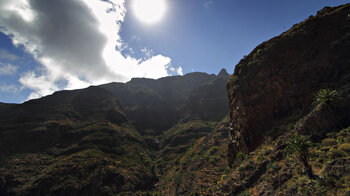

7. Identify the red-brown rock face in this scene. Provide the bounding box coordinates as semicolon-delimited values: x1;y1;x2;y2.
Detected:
226;4;350;162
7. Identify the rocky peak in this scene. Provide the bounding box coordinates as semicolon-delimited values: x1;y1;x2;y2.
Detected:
218;68;229;77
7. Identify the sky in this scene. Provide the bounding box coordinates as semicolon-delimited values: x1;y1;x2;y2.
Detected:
0;0;349;103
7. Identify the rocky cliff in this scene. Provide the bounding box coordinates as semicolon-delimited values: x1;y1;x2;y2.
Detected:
227;3;350;153
224;3;350;195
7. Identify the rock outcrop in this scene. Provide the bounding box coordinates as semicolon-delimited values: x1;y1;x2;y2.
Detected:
226;4;350;163
224;3;350;195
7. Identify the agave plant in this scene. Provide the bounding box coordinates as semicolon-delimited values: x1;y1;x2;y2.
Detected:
312;88;342;107
286;134;317;179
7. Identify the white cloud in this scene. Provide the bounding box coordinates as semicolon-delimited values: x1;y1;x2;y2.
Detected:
176;67;183;75
0;49;18;61
0;0;182;100
0;84;21;94
0;63;18;75
19;71;59;98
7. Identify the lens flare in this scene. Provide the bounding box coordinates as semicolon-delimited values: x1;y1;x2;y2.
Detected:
132;0;166;24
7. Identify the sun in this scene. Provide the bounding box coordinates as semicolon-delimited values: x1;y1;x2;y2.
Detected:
132;0;166;25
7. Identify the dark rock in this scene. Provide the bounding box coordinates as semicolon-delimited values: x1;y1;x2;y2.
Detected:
295;103;340;137
226;3;350;154
218;68;229;77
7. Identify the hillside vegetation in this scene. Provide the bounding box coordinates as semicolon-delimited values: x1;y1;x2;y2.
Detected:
0;70;230;195
1;3;350;196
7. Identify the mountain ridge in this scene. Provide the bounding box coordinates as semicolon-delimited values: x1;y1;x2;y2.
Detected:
1;3;350;195
0;69;230;195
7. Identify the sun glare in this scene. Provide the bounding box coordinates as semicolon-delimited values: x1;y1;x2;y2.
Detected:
132;0;166;25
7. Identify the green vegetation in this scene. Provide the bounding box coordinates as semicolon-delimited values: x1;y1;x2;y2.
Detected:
321;138;337;146
2;3;350;195
286;134;316;179
338;143;350;152
155;118;229;195
312;88;342;107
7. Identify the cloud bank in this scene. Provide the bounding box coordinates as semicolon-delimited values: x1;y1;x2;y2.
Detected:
0;0;182;100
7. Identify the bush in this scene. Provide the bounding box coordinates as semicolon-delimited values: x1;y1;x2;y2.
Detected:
227;76;238;86
238;190;250;196
312;89;342;107
337;127;350;137
236;152;245;163
338;143;350;153
344;137;350;143
208;147;218;155
328;148;346;158
263;148;272;156
221;174;229;181
245;160;255;171
326;132;336;138
189;191;200;196
238;160;255;172
267;162;281;173
321;138;337;146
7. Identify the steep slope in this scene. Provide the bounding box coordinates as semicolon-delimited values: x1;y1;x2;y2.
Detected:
227;3;350;153
149;70;230;195
155;117;229;195
0;86;156;195
101;72;218;133
181;69;229;122
0;70;230;195
225;4;350;195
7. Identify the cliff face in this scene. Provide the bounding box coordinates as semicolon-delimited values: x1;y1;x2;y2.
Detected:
227;4;350;154
223;4;350;195
181;70;229;122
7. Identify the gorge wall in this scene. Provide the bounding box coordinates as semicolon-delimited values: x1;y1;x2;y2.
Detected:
227;3;350;157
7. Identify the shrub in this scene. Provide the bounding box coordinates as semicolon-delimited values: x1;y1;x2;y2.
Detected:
313;161;323;169
263;148;272;156
208;146;218;155
238;164;245;172
238;161;255;172
321;138;337;146
326;132;336;138
337;127;350;137
322;176;342;188
344;137;350;143
267;162;281;173
227;76;238;86
209;156;219;164
238;190;250;196
328;148;346;158
338;143;350;153
245;160;255;171
236;152;245;163
312;89;342;107
286;134;313;156
257;155;264;161
286;134;317;179
221;174;228;181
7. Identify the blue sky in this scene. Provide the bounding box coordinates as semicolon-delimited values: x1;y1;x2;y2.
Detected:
0;0;349;103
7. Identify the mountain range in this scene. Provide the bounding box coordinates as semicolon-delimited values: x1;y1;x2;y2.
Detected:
1;3;350;196
0;69;230;195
